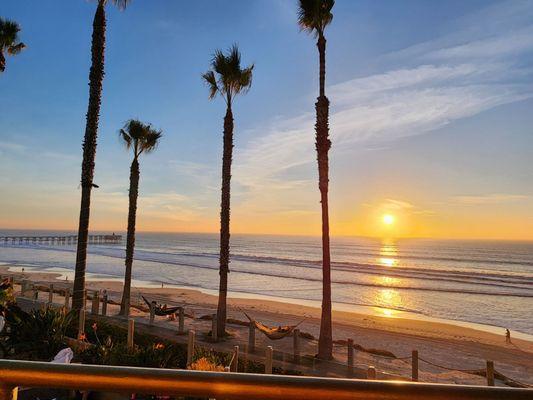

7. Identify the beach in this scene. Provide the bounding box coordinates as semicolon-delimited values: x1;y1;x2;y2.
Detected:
2;264;532;386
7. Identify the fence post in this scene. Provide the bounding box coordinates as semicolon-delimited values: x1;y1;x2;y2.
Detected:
347;338;354;378
367;366;376;380
48;284;54;304
211;313;218;342
83;289;88;310
187;330;196;366
265;346;273;374
149;301;156;325
21;280;28;296
411;350;419;382
101;292;108;316
127;319;135;349
64;288;70;310
78;309;85;338
91;291;100;315
486;360;495;386
33;288;38;301
293;328;301;364
232;345;239;372
177;307;185;334
248;322;255;353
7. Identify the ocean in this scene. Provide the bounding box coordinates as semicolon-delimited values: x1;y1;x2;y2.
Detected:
0;229;532;336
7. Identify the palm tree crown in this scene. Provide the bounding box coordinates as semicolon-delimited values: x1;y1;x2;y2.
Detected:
119;119;162;158
0;17;26;72
297;0;334;37
202;45;254;106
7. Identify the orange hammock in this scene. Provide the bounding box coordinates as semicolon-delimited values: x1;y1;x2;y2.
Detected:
242;311;305;340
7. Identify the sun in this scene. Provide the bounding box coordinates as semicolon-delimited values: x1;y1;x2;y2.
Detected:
382;214;395;225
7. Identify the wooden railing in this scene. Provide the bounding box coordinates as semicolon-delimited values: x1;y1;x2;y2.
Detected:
0;360;531;400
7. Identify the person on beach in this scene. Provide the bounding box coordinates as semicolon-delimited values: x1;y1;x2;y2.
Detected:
506;328;511;344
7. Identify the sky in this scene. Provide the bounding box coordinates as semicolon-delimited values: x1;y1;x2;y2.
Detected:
1;0;533;240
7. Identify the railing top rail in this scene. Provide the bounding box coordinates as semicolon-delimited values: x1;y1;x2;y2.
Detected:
0;360;531;400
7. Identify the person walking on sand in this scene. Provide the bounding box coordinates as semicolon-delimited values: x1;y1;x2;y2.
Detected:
506;328;511;344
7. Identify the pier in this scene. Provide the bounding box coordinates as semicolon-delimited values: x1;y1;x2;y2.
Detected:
0;234;122;246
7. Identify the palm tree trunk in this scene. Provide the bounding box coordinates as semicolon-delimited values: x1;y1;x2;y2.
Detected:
217;105;234;338
72;0;106;311
120;157;140;316
316;33;333;360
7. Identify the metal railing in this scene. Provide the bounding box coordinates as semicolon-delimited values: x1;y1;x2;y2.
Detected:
0;360;531;400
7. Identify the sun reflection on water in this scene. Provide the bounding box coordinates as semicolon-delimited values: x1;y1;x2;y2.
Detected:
378;240;399;267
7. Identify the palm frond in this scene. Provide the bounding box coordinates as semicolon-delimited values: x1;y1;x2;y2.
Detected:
7;42;25;55
203;45;253;103
109;0;131;10
298;0;334;37
0;18;23;49
120;119;162;157
119;128;132;149
140;130;163;154
202;71;219;99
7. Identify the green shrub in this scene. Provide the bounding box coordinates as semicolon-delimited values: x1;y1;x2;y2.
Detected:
1;305;73;360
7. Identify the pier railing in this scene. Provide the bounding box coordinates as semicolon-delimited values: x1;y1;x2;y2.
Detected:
0;360;531;400
0;234;121;245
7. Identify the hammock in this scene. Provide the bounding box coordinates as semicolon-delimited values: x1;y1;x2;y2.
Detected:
142;296;181;316
242;311;305;340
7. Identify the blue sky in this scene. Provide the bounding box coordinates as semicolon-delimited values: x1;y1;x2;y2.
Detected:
1;0;533;239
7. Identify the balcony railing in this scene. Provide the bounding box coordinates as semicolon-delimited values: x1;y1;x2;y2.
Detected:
0;360;531;400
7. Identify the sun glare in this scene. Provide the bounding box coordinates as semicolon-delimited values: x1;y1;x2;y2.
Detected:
382;214;395;225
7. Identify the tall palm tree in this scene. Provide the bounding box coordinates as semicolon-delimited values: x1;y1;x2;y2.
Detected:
118;119;162;316
298;0;335;360
72;0;130;311
202;45;253;338
0;17;26;73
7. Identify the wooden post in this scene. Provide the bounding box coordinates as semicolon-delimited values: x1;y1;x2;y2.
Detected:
232;345;239;372
0;384;18;400
211;313;218;342
101;293;108;316
127;319;135;349
178;307;185;334
48;284;54;304
187;330;196;366
91;291;100;315
248;322;255;353
293;328;301;364
64;288;70;310
33;289;38;301
21;280;28;296
486;360;495;386
347;338;354;378
78;309;86;338
265;346;273;374
149;301;156;325
83;289;87;311
412;350;419;382
367;366;376;380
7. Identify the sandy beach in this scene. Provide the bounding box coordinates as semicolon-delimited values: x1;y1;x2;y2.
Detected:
1;264;532;386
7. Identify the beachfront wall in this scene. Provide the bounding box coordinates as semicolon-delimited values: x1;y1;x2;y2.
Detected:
0;360;531;400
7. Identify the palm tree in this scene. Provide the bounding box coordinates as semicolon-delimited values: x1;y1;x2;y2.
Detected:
0;17;26;73
202;45;253;338
72;0;130;311
298;0;335;360
118;119;162;316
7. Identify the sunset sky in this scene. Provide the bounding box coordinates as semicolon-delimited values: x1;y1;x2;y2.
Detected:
1;0;533;239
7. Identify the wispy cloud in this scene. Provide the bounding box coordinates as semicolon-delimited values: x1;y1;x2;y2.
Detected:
452;194;528;205
234;0;533;209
